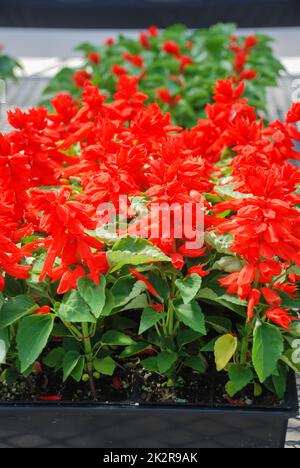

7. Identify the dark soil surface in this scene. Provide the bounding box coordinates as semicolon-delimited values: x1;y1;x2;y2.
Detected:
0;363;281;408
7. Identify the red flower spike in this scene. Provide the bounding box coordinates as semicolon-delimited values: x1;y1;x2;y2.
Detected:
261;287;282;308
123;53;144;69
266;308;299;330
247;289;261;320
239;69;257;81
112;64;127;76
286;103;300;124
87;51;101;65
188;265;210;277
105;37;115;46
72;70;92;88
130;268;160;298
33;306;51;316
244;35;258;50
162;40;181;58
171;253;185;270
156;88;181;107
150;303;164;314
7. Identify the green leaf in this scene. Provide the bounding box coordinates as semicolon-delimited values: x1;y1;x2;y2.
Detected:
120;343;149;358
2;367;19;386
17;315;55;373
157;351;178;374
184;356;206;373
44;347;64;370
71;356;85;382
254;382;263;397
272;363;288;399
101;330;136;346
77;276;106;318
58;290;96;323
215;183;249;201
290;322;300;337
176;274;202;304
0;295;37;329
63;350;81;382
206;316;232;333
94;356;116;376
141;357;159;372
4;275;27;297
276;290;300;309
252;322;284;383
147;272;170;300
107;236;170;270
110;276;147;309
204;232;233;255
139;307;166;335
227;365;254;396
177;328;202;348
120;294;149;312
281;349;300;374
174;300;206;335
197;287;247;317
214;334;238;371
0;328;9;363
201;337;218;352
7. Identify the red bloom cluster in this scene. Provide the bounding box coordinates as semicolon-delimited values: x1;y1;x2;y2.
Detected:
1;71;299;331
209;82;300;327
230;35;258;82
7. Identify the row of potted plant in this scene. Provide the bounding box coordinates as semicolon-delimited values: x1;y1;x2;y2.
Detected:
1;74;300;395
41;23;284;126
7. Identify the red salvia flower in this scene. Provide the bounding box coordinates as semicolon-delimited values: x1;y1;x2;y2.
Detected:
112;64;128;76
72;70;92;88
261;287;282;308
266;308;298;330
171;253;184;270
87;51;101;65
130;268;160;298
156;88;181;107
247;289;261;320
244;35;258;50
33;306;51;316
123;53;144;69
162;40;181;58
188;265;210;277
151;303;164;314
286;103;300;124
105;37;115;46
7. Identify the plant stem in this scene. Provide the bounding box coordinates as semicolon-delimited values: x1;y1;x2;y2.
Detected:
240;336;249;366
155;323;162;336
166;273;177;336
62;320;82;340
81;323;97;400
168;303;175;336
240;323;251;366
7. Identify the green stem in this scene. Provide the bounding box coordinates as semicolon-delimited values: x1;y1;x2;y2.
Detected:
168;304;175;336
240;336;249;366
240;323;252;366
61;320;82;340
155;323;162;337
81;323;97;400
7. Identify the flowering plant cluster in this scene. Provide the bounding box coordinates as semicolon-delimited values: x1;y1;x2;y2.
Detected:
0;70;299;403
0;44;22;81
42;23;284;127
